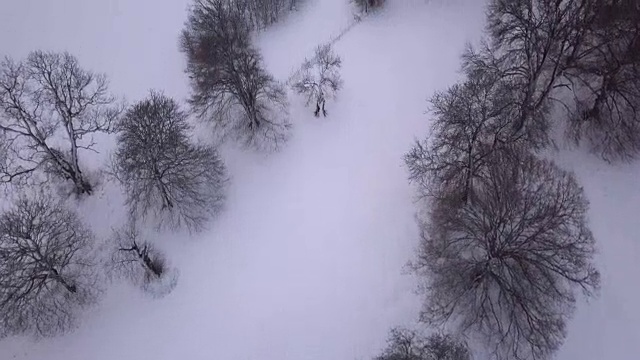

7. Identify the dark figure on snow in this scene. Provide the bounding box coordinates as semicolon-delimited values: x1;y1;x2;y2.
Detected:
315;94;327;117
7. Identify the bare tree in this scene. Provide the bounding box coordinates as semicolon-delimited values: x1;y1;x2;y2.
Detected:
289;0;303;11
231;0;303;30
113;91;227;232
562;0;640;161
412;152;599;360
405;63;526;204
0;194;100;338
108;221;178;297
352;0;385;13
292;43;343;117
483;0;640;161
483;0;591;147
181;0;291;150
375;327;471;360
0;51;122;195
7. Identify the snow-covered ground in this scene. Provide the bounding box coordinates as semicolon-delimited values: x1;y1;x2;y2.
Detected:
0;0;639;359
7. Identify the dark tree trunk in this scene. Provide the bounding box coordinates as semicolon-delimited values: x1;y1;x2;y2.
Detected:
72;173;93;195
51;269;77;293
121;242;164;278
142;252;163;278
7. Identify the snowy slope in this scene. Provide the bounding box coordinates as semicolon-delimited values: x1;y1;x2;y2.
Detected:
0;0;639;360
553;150;640;360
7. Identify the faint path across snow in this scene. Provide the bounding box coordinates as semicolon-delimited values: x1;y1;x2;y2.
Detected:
285;11;366;86
256;0;355;81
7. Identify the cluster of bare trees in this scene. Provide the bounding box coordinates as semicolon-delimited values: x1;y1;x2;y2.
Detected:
0;0;311;340
292;43;343;117
0;50;230;338
477;0;640;162
181;0;291;150
402;1;618;359
107;92;228;296
563;1;640;161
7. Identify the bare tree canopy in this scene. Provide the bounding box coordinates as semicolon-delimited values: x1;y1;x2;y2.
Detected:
181;0;291;150
562;0;640;161
292;43;343;118
0;51;122;194
113;91;227;232
483;0;640;161
353;0;386;13
0;194;100;338
375;327;471;360
413;153;599;360
483;0;588;147
405;64;528;204
108;221;178;297
231;0;303;30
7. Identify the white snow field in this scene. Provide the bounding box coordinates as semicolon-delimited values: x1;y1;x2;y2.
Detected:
0;0;639;359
